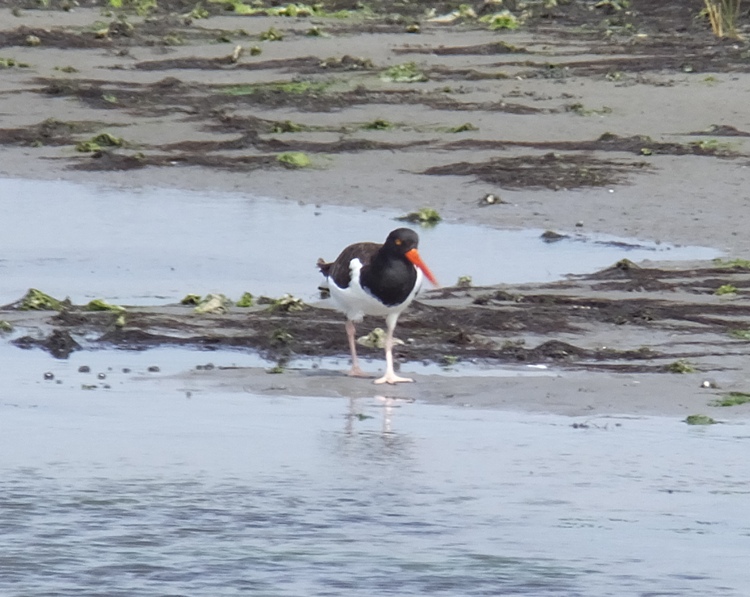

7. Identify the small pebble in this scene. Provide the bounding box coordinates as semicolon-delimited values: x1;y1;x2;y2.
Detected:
78;365;91;373
97;373;106;380
44;372;54;380
148;366;160;373
480;193;504;206
122;368;131;373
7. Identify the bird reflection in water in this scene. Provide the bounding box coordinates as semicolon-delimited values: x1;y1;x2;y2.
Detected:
345;395;414;436
332;395;417;467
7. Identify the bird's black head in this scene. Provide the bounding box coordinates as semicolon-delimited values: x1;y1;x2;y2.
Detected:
383;228;420;256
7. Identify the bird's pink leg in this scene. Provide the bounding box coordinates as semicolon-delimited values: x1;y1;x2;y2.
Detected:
345;320;370;378
375;313;413;385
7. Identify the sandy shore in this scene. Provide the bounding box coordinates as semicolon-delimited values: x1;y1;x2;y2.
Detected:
1;0;750;418
165;364;741;420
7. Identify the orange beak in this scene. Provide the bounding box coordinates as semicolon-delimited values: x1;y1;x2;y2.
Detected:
405;248;439;287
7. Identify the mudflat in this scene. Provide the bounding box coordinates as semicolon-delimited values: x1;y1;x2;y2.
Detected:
1;0;749;419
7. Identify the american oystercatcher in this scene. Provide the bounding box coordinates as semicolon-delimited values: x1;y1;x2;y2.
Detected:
317;227;438;384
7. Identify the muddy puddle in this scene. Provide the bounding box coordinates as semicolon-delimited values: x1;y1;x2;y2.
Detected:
2;365;748;596
0;177;719;306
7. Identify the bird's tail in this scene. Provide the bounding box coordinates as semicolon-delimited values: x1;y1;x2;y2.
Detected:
316;257;332;277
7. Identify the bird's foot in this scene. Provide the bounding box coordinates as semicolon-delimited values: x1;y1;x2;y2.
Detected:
347;367;372;379
374;373;414;385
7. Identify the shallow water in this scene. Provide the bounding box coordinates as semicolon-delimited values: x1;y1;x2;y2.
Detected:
2;177;745;596
0;177;719;305
2;354;749;596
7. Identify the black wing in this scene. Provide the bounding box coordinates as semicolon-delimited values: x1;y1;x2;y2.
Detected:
317;242;381;289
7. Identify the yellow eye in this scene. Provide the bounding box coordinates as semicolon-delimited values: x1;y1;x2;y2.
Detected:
395;239;402;245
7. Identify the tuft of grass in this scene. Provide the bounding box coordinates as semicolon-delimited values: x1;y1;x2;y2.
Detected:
17;288;65;311
261;294;306;312
715;284;738;296
362;118;394;130
0;57;30;68
188;3;210;19
566;103;612;116
109;0;157;16
180;293;202;305
397;207;442;227
710;392;750;407
729;329;750;340
85;299;125;312
259;3;319;17
357;327;387;349
236;292;254;307
703;0;742;39
447;122;478;133
479;10;520;30
272;120;305;133
194;293;231;314
277;152;311;168
595;0;631;10
381;62;428;83
209;1;357;17
270;328;293;345
714;258;750;269
75;132;125;153
0;320;12;333
223;80;329;96
426;4;477;23
685;414;717;425
667;359;696;374
259;27;284;41
162;34;184;46
95;133;124;146
357;327;404;349
691;138;735;154
212;0;254;14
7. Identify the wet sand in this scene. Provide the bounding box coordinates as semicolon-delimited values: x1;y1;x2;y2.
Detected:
1;0;750;418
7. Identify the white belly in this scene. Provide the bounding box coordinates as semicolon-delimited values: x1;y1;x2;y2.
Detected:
328;258;423;322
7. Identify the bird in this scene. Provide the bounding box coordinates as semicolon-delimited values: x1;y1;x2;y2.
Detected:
317;227;438;384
